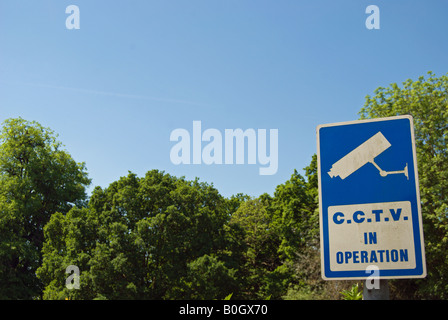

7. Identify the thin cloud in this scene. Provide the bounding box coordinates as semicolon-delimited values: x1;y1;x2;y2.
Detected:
2;81;210;108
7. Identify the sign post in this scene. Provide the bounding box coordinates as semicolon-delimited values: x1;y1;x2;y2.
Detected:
363;279;389;300
316;115;426;297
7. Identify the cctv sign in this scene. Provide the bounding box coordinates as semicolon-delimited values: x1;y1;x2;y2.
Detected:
317;115;426;280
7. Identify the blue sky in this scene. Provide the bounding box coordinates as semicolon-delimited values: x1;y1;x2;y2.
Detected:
1;0;447;198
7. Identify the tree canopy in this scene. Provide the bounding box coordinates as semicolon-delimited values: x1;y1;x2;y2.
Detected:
0;118;90;299
36;162;323;300
37;171;241;299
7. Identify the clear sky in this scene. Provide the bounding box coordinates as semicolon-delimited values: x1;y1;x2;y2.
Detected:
1;0;447;198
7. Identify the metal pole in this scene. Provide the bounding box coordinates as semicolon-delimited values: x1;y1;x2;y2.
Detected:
363;279;389;300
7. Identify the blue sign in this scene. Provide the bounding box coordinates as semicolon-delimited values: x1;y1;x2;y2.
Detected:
317;115;426;280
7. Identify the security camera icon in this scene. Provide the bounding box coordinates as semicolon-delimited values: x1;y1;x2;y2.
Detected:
328;131;409;180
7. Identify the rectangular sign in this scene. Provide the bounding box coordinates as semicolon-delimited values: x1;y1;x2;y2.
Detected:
317;115;426;280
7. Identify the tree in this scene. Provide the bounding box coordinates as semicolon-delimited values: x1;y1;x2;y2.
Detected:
0;118;90;299
185;254;238;299
227;157;321;300
229;196;284;299
37;170;238;299
360;71;448;299
271;157;319;262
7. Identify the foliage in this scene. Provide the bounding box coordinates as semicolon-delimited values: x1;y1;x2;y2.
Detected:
37;170;239;299
223;293;233;300
185;254;238;299
227;158;319;300
229;197;280;299
360;71;448;299
340;283;362;300
0;118;90;299
36;161;319;300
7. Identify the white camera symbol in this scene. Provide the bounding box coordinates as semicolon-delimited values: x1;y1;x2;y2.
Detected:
328;132;408;180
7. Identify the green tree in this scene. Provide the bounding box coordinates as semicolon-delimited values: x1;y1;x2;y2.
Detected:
0;118;90;299
230;196;284;299
185;254;238;299
271;156;319;262
272;156;326;299
360;71;448;299
37;170;238;300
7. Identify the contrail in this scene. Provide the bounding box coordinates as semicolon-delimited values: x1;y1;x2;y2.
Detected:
1;81;210;108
